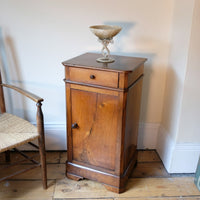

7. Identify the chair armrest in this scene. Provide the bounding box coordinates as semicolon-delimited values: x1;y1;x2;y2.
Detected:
1;83;43;103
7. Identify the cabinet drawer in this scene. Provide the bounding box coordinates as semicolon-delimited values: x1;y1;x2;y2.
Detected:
68;67;119;88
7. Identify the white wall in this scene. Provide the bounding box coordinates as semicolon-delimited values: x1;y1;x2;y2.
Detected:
178;0;200;144
1;0;199;173
157;0;200;173
171;0;200;173
0;0;174;150
161;0;195;141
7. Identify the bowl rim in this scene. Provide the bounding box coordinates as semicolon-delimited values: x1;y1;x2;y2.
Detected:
89;25;122;31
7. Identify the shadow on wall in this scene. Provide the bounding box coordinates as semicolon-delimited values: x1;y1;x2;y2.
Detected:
0;28;28;119
161;66;181;139
103;21;159;149
104;21;156;123
104;21;136;52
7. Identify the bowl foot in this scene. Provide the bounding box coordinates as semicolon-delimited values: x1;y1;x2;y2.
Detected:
96;57;115;63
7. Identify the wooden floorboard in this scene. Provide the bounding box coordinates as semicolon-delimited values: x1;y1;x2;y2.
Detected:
0;164;65;180
0;180;55;200
0;151;62;164
131;162;170;178
137;150;161;162
115;198;200;200
0;150;199;199
53;177;200;199
53;198;200;200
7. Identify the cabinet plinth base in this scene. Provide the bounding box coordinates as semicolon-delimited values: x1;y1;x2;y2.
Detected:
66;172;84;181
103;184;126;193
66;153;137;193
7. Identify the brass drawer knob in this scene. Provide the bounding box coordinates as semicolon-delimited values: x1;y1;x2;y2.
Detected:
90;75;95;79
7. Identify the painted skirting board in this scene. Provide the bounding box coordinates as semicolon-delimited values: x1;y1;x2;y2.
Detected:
157;125;200;173
156;126;175;172
44;124;67;150
170;143;200;173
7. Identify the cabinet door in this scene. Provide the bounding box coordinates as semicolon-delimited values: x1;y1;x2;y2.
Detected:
70;88;119;171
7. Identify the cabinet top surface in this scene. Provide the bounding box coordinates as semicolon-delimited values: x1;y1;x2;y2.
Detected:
62;53;147;73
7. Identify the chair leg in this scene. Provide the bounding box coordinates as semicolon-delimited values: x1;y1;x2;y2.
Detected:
5;150;10;162
37;102;47;189
38;137;47;189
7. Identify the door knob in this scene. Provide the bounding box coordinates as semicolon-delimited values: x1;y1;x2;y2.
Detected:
90;75;95;79
71;123;79;129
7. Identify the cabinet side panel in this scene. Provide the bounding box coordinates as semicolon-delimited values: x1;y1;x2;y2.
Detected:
124;77;143;170
66;83;73;161
128;65;144;87
71;89;119;171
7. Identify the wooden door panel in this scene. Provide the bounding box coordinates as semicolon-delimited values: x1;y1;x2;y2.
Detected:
71;89;119;171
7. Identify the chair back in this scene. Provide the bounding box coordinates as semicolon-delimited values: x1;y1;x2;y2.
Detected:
0;28;6;113
0;70;6;113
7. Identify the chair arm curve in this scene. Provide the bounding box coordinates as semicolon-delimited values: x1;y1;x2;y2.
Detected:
1;83;43;103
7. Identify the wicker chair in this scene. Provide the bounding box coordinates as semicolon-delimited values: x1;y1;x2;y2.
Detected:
0;71;47;189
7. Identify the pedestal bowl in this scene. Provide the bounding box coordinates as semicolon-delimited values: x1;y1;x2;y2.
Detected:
90;25;122;63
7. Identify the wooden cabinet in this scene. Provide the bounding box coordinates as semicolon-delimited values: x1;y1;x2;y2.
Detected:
63;53;147;193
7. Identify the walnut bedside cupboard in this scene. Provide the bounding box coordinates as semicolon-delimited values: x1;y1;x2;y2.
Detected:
62;53;147;193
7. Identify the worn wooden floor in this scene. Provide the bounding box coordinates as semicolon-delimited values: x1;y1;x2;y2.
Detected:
0;150;199;200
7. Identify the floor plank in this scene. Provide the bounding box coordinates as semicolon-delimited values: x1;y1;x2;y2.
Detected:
0;151;61;164
60;152;67;164
54;178;116;199
131;162;169;178
0;180;55;199
120;177;200;198
54;177;200;199
1;151;199;199
52;198;200;200
137;150;161;162
115;198;200;200
0;164;65;180
53;199;113;200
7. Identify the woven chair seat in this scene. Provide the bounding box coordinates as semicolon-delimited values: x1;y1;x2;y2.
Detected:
0;113;39;153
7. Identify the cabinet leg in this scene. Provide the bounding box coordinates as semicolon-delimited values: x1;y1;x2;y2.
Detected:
66;172;84;181
103;184;125;194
